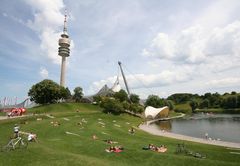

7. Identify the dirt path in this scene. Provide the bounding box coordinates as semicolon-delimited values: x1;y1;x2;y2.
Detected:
139;123;240;148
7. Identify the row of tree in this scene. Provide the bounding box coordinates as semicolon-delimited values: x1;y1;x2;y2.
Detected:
28;79;240;114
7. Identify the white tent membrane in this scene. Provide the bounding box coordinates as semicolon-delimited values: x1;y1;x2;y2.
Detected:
144;106;169;119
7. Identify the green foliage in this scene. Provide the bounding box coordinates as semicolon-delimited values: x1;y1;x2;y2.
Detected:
129;103;144;113
100;98;124;114
65;87;72;99
129;94;140;104
28;79;64;104
93;95;102;104
221;96;238;109
167;93;194;104
145;95;164;108
199;99;210;109
189;100;198;112
122;100;130;110
59;87;72;101
114;89;129;102
164;100;174;110
73;87;83;102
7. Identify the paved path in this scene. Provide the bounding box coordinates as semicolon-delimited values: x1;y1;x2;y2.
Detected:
139;123;240;148
0;115;33;121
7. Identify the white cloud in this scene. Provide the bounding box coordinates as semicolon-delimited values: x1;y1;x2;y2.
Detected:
39;67;48;79
143;21;240;64
88;68;193;95
24;0;71;64
205;77;240;88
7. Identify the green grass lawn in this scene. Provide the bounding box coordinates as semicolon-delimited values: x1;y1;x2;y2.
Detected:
0;103;239;166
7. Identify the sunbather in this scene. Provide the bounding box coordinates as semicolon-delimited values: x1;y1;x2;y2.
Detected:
28;132;38;143
104;139;118;144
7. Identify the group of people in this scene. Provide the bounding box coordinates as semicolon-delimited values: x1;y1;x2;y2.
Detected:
147;144;167;153
105;145;124;153
13;124;38;142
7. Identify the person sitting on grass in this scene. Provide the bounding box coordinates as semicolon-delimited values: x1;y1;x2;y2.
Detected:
92;134;98;140
128;127;135;135
13;124;20;138
149;144;155;150
28;132;38;143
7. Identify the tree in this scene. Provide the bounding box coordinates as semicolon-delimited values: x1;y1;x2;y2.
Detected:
28;79;63;104
130;94;140;104
189;100;198;112
129;103;144;113
164;100;174;110
222;96;237;109
73;87;83;102
114;89;128;102
199;99;209;109
167;93;193;104
231;91;237;95
100;98;124;115
122;101;130;110
60;87;72;100
145;95;164;108
237;95;240;108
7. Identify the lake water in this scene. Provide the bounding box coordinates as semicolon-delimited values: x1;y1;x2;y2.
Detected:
151;113;240;143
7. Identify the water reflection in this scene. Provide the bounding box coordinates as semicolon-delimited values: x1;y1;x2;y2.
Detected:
152;114;240;143
154;120;172;131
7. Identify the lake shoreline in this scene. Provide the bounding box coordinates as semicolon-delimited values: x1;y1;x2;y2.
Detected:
139;123;240;148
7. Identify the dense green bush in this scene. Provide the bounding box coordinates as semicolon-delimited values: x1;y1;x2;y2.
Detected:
100;98;124;115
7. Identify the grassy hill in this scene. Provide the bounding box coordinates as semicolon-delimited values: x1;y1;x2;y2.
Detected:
0;103;239;166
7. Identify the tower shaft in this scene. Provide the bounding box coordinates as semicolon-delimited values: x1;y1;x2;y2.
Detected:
60;56;66;87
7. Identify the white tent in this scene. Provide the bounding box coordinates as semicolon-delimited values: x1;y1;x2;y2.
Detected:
144;106;169;119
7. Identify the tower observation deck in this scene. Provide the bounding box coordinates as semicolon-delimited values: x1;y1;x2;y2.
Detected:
58;11;71;87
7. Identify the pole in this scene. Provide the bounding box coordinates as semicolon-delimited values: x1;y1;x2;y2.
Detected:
118;61;130;96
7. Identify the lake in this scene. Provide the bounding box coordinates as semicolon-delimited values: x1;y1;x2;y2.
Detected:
151;113;240;143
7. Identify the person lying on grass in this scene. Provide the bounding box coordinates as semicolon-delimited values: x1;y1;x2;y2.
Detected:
105;146;124;153
104;139;118;144
143;144;167;153
154;145;167;153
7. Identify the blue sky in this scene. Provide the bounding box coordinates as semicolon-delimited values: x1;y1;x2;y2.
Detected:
1;0;240;103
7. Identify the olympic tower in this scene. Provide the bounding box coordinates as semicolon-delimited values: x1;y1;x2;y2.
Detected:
58;12;70;87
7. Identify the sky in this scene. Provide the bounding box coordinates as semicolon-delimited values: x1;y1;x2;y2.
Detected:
1;0;240;103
